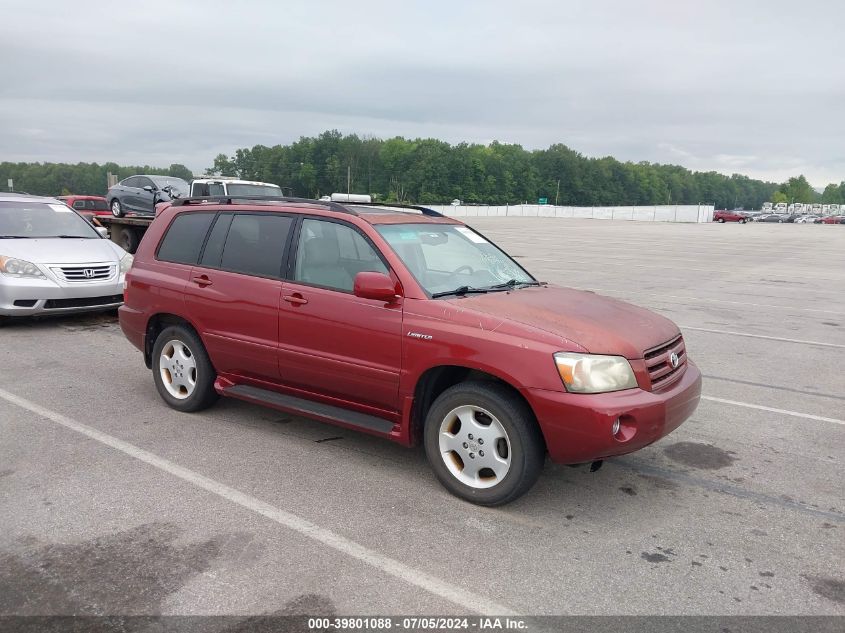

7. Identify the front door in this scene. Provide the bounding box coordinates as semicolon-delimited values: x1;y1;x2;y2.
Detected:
277;217;403;413
135;176;157;214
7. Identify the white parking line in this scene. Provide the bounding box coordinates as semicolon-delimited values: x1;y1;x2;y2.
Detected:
702;396;845;426
0;387;516;616
680;326;845;349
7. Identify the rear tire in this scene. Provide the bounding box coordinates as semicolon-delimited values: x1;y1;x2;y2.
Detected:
424;381;545;506
739;218;746;224
110;199;124;218
718;218;725;223
117;227;139;253
151;325;218;412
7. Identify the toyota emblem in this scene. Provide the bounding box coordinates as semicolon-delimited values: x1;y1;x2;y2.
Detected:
669;352;680;369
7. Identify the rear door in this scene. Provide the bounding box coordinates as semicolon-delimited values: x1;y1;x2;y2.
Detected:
118;177;140;212
277;217;403;413
184;211;294;381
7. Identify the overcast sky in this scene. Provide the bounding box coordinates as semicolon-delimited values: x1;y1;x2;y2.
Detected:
1;0;843;186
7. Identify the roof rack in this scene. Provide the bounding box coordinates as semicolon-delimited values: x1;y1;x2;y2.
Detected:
351;202;444;217
171;195;355;215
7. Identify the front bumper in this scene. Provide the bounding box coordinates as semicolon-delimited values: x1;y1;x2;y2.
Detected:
0;275;125;317
524;360;702;464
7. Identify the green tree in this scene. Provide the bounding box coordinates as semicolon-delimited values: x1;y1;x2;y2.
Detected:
777;175;816;204
821;183;843;204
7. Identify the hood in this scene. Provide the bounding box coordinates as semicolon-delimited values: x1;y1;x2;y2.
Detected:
447;284;679;359
0;238;125;264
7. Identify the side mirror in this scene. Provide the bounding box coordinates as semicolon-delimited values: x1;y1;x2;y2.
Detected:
95;226;109;238
143;185;155;193
354;271;400;301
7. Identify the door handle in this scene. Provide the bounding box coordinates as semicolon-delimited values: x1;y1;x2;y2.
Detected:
191;275;213;287
283;293;308;305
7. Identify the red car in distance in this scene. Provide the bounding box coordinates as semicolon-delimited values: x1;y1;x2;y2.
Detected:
713;209;747;223
819;215;845;224
57;195;111;218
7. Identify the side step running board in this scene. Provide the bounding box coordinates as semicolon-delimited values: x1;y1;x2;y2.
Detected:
224;384;395;435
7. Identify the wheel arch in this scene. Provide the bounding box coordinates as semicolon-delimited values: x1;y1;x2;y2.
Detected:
409;364;542;449
144;313;203;369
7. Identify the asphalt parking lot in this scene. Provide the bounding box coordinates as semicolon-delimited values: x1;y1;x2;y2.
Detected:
1;219;843;617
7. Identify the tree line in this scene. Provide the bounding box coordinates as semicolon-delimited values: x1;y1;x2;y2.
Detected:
0;162;194;198
3;131;843;208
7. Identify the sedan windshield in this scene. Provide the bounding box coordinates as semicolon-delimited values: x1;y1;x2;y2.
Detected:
150;177;190;196
227;183;283;196
0;201;99;239
376;223;535;296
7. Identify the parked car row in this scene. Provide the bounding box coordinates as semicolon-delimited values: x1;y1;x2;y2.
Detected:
713;209;844;224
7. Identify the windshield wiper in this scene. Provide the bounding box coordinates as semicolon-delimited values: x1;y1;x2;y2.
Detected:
431;286;491;298
52;235;93;239
485;279;542;291
0;235;31;239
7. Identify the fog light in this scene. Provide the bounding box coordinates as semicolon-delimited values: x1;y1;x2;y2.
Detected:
612;418;621;435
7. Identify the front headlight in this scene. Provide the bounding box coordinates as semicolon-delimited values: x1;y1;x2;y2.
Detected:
119;253;134;274
0;256;46;279
554;352;638;393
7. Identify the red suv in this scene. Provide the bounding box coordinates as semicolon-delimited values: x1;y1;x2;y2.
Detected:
119;198;701;505
713;209;746;223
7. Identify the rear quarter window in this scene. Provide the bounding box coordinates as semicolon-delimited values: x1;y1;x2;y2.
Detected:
156;213;216;265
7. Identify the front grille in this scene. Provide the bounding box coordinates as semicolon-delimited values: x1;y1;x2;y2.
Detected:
644;334;686;391
53;265;114;282
44;295;123;309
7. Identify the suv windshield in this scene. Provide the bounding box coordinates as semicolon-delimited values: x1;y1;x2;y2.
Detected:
376;223;535;296
0;201;100;239
227;183;283;196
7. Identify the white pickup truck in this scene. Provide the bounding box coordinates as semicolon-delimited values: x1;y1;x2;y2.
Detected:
189;178;282;197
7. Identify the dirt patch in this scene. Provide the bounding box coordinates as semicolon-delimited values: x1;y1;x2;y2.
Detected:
663;442;738;470
641;551;672;563
0;523;252;615
801;575;845;604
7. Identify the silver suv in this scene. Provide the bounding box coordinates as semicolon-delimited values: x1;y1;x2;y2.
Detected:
0;195;132;322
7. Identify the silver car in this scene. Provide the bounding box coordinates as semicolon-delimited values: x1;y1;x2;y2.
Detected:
0;195;132;321
106;175;189;217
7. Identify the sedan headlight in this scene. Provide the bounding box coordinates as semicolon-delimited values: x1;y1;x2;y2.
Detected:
0;256;46;279
119;253;134;274
554;352;638;393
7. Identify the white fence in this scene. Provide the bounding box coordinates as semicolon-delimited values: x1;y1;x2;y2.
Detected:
426;204;715;223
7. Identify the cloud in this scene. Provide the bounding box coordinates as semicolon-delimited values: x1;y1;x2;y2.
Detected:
1;0;842;186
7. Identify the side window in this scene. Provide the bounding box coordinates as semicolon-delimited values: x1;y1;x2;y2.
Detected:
157;213;216;265
72;200;86;210
122;177;139;188
208;183;225;196
192;182;209;197
294;219;388;292
137;177;154;190
199;213;233;268
218;213;292;278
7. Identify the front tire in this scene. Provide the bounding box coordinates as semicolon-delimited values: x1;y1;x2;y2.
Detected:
424;381;545;506
739;218;746;224
718;218;725;223
152;325;218;412
111;199;125;218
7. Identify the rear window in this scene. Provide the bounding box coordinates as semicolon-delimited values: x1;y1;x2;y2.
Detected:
156;213;216;265
218;214;293;278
